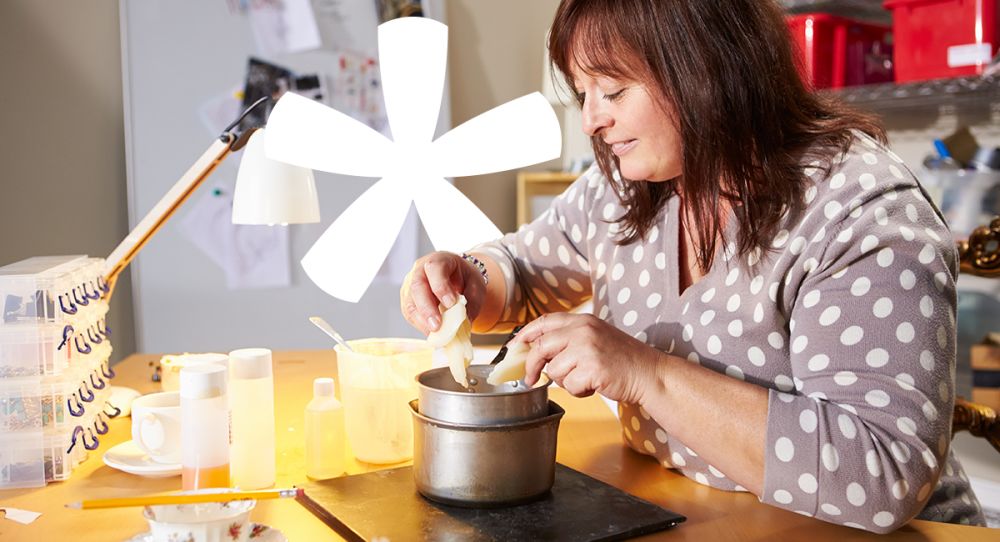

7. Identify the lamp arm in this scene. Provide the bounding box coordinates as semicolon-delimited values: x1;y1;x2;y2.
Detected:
103;134;234;299
103;97;271;300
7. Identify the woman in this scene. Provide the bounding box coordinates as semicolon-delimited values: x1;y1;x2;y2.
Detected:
400;0;985;532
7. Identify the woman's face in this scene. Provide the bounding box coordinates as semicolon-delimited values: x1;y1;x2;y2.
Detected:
570;65;683;182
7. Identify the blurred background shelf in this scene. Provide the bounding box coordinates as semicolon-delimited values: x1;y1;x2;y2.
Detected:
780;0;892;24
826;74;1000;112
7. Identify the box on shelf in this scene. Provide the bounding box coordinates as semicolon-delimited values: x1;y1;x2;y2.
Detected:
885;0;999;83
970;342;1000;412
786;13;894;89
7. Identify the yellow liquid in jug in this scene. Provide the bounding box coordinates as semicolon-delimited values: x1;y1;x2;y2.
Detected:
341;384;415;464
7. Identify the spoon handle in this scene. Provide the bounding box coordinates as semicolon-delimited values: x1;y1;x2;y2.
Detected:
489;325;524;365
309;316;355;352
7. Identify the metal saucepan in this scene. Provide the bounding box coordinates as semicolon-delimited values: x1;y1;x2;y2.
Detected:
416;364;551;425
410;399;564;507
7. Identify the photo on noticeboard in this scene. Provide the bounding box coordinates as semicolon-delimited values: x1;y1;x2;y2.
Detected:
238;57;326;133
375;0;423;22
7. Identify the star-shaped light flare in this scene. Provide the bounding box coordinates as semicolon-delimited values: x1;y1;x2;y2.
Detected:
265;17;562;302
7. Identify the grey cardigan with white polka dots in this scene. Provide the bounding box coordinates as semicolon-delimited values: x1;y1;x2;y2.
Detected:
478;132;985;532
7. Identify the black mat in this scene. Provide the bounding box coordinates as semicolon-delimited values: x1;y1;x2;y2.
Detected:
296;463;685;541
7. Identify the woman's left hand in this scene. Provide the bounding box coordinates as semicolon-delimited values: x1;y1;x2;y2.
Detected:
515;313;661;404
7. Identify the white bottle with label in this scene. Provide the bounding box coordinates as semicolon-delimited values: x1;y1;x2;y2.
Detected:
305;377;346;480
228;348;276;489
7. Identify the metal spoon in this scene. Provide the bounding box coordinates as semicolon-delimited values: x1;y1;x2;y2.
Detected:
309;316;355;352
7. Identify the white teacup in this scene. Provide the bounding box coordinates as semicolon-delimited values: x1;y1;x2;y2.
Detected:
131;391;182;465
144;497;255;542
160;353;228;392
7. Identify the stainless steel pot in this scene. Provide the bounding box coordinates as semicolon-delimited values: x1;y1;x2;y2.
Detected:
416;364;551;425
410;399;564;507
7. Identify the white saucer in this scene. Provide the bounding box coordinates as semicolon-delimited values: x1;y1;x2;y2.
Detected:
103;440;181;478
125;523;286;541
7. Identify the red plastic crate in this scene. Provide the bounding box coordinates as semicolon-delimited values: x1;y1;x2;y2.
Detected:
884;0;999;82
786;13;894;89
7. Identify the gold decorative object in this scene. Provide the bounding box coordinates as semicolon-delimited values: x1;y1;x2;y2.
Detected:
952;397;1000;454
958;216;1000;278
953;216;1000;455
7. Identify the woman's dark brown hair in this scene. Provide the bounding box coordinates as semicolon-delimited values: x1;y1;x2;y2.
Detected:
548;0;886;270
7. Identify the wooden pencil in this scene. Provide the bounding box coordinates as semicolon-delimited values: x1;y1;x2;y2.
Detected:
65;488;303;510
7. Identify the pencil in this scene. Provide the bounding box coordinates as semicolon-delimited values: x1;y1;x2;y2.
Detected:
65;488;303;510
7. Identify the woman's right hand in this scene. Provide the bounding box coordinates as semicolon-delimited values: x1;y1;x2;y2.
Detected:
400;251;487;335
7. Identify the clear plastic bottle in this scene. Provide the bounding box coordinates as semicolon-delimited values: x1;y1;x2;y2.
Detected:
228;348;276;489
305;377;346;480
180;364;230;490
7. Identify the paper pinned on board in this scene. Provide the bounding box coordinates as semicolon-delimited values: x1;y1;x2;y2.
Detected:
178;183;291;290
311;0;380;53
247;0;322;56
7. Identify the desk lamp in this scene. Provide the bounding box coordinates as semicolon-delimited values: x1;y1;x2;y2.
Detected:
102;96;320;299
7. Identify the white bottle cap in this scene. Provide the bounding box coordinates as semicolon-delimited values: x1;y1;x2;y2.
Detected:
314;377;335;398
229;348;273;380
180;364;228;399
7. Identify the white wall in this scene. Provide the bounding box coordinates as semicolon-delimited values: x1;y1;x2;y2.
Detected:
0;0;135;363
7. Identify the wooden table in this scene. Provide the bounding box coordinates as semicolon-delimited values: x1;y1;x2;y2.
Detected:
0;350;992;541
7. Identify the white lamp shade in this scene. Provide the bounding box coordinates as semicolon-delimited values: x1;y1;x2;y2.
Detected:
232;128;321;225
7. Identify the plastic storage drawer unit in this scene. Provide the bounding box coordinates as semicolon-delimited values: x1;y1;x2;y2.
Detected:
0;256;109;327
885;0;999;82
786;13;894;89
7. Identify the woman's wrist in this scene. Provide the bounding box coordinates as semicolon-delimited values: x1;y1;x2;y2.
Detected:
636;349;674;411
465;252;505;334
460;252;489;286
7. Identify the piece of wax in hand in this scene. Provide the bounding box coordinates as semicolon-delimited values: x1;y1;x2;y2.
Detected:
426;295;467;347
446;319;473;387
487;341;530;385
426;295;473;386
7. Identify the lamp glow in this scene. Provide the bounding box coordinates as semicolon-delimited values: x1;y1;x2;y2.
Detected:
232;128;320;225
265;17;562;302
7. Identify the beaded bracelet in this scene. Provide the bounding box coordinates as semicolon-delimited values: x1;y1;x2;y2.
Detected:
461;253;489;286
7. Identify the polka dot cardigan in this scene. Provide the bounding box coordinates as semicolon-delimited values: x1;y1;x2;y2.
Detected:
477;132;985;532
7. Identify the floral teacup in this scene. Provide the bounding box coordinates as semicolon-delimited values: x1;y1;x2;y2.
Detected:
143;498;255;542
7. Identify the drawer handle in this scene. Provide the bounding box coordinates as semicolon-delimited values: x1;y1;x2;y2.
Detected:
67;426;84;453
59;294;77;315
79;382;95;403
75;336;92;355
73;287;89;307
104;402;121;418
67;394;85;417
58;325;74;351
84;427;100;450
94;415;109;435
84;282;101;300
90;373;106;390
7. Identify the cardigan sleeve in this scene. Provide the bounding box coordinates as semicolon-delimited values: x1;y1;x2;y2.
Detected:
473;167;603;332
758;170;958;533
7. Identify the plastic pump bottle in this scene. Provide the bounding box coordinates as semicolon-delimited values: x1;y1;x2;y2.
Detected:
305;377;346;480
